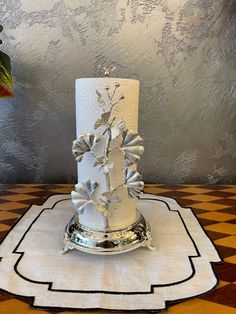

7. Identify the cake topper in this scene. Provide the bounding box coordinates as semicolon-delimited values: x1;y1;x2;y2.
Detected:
98;64;116;77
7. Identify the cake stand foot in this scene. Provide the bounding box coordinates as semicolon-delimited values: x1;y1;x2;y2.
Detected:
146;244;156;251
59;234;74;254
142;230;156;251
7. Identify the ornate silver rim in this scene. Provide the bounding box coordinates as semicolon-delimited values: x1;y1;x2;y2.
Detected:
60;210;155;255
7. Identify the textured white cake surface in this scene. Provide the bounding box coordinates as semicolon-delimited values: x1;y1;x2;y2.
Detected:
75;78;140;231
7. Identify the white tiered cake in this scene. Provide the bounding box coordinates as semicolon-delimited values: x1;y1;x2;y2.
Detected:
61;76;153;255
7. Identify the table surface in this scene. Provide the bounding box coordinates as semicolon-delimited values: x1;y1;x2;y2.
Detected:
0;184;235;314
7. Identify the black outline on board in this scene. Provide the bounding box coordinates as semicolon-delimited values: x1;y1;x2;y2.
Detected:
0;193;223;312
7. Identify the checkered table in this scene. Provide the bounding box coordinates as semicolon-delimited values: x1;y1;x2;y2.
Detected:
0;184;235;313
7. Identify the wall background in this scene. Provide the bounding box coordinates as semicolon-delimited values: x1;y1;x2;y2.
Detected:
0;0;235;184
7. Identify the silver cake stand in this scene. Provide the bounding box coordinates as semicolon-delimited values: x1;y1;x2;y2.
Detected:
60;209;155;255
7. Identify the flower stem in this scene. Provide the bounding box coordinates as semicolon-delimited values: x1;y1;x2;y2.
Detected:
103;128;112;230
90;151;99;162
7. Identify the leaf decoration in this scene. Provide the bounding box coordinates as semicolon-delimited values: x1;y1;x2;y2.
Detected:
72;133;100;162
124;168;144;198
121;130;144;166
94;157;114;174
111;118;125;140
100;191;121;209
96;90;106;111
102;191;121;204
94;111;111;129
0;49;13;98
71;180;98;214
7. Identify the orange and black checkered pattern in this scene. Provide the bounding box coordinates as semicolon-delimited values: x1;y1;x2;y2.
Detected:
0;184;235;314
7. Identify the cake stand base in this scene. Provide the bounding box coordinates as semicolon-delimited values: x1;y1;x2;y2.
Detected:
60;210;155;255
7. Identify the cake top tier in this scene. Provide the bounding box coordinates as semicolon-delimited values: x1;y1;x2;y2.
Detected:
75;77;140;83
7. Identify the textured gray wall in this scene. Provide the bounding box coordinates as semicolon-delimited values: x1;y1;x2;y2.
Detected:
0;0;236;184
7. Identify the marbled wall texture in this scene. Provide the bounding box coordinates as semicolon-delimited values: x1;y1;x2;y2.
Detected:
0;0;235;184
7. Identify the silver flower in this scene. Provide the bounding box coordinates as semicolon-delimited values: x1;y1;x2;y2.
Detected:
125;168;144;198
72;133;100;162
122;130;144;166
94;157;114;174
97;191;121;214
71;180;98;214
94;111;111;129
101;191;121;207
111;118;125;140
